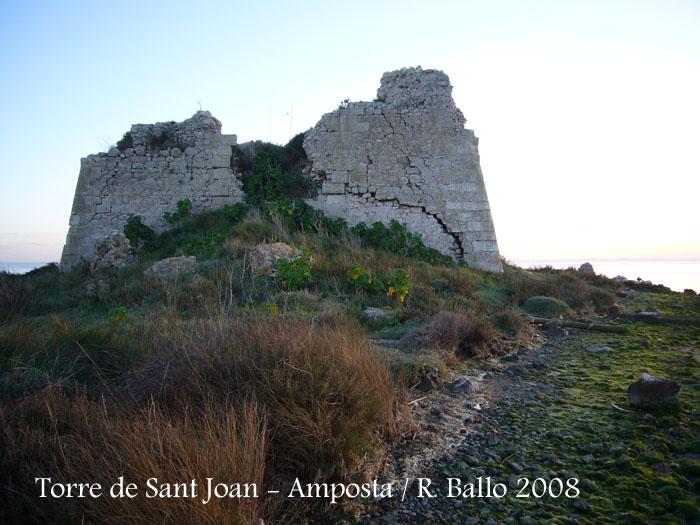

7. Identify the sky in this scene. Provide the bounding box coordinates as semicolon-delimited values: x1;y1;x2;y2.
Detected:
1;0;698;262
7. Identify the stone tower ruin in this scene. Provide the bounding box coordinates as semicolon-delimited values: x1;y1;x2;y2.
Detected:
60;67;502;272
303;67;501;272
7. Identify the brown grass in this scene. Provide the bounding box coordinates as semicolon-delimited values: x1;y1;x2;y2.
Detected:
400;309;497;361
1;388;266;524
0;313;404;523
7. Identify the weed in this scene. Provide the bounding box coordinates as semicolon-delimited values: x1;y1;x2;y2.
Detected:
116;131;132;151
276;249;313;291
123;215;156;248
387;269;411;303
163;198;192;225
347;263;385;294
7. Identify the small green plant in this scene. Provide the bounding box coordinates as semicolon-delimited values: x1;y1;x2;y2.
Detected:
222;202;248;223
387;269;411;303
347;263;385;293
163;199;192;225
108;306;127;322
180;230;225;257
123;215;155;247
116;131;132;151
276;249;313;291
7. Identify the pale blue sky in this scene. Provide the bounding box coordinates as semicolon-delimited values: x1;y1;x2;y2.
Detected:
1;0;699;262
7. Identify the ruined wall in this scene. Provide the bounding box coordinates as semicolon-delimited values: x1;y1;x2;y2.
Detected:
303;67;502;272
61;68;502;272
60;111;243;269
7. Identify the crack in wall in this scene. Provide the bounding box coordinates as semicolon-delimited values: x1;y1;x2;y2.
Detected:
370;195;464;260
371;108;465;259
303;67;502;272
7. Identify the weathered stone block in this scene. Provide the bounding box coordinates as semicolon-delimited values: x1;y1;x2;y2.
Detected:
212;155;230;168
331;171;349;183
321;182;345;194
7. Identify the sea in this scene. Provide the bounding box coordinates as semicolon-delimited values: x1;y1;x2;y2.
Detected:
2;259;700;294
511;259;700;294
0;262;56;275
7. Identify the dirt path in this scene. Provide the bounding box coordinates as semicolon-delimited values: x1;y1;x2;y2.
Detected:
357;299;700;523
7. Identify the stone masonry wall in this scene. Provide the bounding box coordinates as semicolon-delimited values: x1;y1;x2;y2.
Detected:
303;67;502;272
60;111;243;269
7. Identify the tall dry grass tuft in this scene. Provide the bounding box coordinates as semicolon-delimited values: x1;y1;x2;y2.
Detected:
400;310;497;361
1;313;403;522
163;314;401;485
1;388;267;524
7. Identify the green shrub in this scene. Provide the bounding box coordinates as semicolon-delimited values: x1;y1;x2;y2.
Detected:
523;296;571;316
347;263;385;293
351;220;452;265
107;306;127;322
279;131;308;173
387;269;411;303
163;198;192;225
237;140;313;205
116;131;132;151
276;249;313;291
222;202;249;223
123;215;156;248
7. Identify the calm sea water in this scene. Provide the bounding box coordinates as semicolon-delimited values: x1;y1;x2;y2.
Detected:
3;260;699;294
0;262;55;274
512;259;700;294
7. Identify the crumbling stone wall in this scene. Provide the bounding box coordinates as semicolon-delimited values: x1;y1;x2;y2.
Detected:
61;68;502;273
303;67;502;272
60;111;243;269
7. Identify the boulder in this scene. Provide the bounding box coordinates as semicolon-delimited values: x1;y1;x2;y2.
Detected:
627;373;680;409
249;242;306;278
578;262;594;274
361;307;395;324
450;377;473;393
144;256;198;281
90;231;136;271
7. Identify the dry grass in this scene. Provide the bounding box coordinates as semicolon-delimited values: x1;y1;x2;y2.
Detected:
161;314;402;483
0;313;405;523
1;388;266;524
400;309;497;361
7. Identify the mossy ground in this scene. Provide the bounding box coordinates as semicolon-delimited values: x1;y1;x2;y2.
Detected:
443;291;700;523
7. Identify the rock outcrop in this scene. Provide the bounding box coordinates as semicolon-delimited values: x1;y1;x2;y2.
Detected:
89;231;135;271
144;256;199;281
249;242;306;278
304;67;502;272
